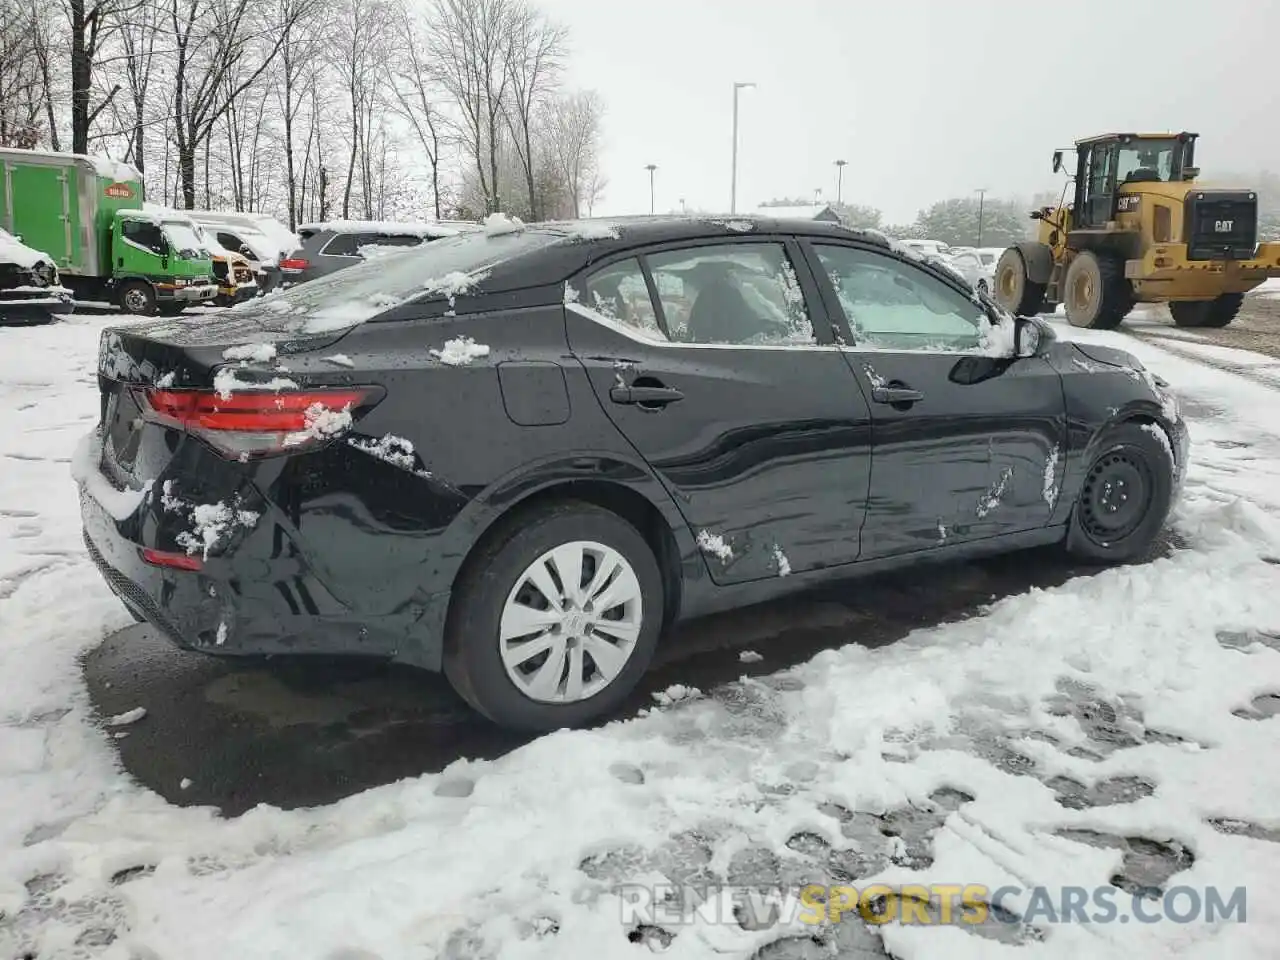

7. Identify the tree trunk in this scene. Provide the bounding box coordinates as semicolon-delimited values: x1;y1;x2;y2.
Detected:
283;69;297;229
69;0;91;154
342;95;358;218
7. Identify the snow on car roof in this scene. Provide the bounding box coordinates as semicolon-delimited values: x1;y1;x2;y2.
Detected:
0;228;49;268
297;219;476;238
0;147;140;183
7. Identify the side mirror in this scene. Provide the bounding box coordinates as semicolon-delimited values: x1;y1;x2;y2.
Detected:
1029;209;1044;221
1015;314;1056;358
1052;150;1064;173
1182;166;1200;180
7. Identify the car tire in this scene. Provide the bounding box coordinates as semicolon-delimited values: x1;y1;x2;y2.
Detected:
118;280;157;316
443;500;665;732
1066;422;1174;564
1169;293;1243;329
994;248;1046;316
1063;252;1131;329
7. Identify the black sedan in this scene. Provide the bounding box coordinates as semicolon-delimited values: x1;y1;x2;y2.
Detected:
75;217;1188;731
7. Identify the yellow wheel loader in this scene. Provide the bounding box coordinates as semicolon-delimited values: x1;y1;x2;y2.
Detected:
993;132;1280;329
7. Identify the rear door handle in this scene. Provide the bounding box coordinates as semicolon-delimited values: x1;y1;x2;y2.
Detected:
610;385;685;406
871;385;924;405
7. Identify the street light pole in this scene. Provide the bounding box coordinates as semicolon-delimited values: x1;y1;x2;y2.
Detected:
835;159;847;205
975;187;988;245
645;164;657;215
730;81;755;214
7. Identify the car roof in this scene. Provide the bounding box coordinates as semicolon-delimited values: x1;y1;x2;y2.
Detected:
297;219;474;237
388;215;970;298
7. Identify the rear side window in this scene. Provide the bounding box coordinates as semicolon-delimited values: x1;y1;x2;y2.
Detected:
321;232;359;256
646;242;814;346
579;258;666;341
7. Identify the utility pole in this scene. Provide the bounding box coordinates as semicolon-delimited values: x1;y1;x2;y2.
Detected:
813;187;822;206
835;159;847;204
645;164;657;215
730;81;755;214
975;187;988;245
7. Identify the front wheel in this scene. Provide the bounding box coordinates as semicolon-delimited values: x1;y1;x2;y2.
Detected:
1063;251;1132;329
993;248;1046;316
1066;422;1175;564
443;501;664;731
117;280;156;316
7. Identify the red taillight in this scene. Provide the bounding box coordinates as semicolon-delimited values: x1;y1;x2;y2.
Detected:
279;257;309;272
142;547;204;571
142;386;378;458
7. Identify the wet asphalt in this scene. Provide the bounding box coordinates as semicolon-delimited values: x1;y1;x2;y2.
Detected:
83;536;1181;817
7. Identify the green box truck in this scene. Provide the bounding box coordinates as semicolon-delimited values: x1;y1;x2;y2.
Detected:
0;147;218;316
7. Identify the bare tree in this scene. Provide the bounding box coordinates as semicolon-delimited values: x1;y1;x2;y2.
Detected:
502;3;563;220
66;0;129;153
427;0;519;214
390;5;447;219
329;0;390;218
272;0;326;227
168;0;309;208
29;1;63;149
542;88;602;219
109;0;159;174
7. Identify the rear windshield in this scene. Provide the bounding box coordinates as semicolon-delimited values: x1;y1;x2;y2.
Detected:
231;228;558;333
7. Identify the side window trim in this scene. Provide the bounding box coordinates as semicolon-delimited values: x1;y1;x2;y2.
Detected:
799;239;992;352
571;235;835;349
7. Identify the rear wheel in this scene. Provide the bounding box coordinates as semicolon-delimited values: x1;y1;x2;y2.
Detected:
1169;293;1244;329
1066;422;1174;564
118;280;156;316
1063;251;1132;329
994;248;1046;315
443;501;664;732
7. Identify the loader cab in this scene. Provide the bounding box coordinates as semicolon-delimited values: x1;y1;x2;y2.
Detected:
1056;133;1199;230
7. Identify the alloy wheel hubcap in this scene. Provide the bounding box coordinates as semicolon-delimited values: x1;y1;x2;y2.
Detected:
499;540;643;704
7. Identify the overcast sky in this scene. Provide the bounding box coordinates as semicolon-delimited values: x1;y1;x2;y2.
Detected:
537;0;1280;223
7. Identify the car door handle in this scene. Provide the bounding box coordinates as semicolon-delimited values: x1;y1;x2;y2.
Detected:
610;385;685;406
871;384;924;405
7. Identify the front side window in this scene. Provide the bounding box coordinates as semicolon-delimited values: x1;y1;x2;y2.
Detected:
1115;138;1178;183
578;257;666;341
815;244;984;350
645;242;813;346
121;219;164;254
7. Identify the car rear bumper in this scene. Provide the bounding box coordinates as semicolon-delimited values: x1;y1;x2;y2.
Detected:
77;469;449;669
0;291;73;324
1128;242;1280;297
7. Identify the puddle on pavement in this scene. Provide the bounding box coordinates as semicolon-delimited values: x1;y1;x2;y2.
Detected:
1055;829;1194;895
1216;629;1280;654
1208;818;1280;843
1233;694;1280;720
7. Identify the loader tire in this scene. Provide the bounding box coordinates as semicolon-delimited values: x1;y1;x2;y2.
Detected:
994;248;1046;316
1064;252;1132;329
1169;293;1244;329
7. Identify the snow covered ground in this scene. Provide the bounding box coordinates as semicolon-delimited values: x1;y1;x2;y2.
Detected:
2;310;1280;959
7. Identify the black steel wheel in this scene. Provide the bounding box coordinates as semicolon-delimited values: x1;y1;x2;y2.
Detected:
1066;422;1175;563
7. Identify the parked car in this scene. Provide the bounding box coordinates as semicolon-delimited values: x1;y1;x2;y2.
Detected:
280;219;474;285
946;248;997;294
77;217;1187;732
897;238;951;258
188;211;298;294
0;228;74;325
